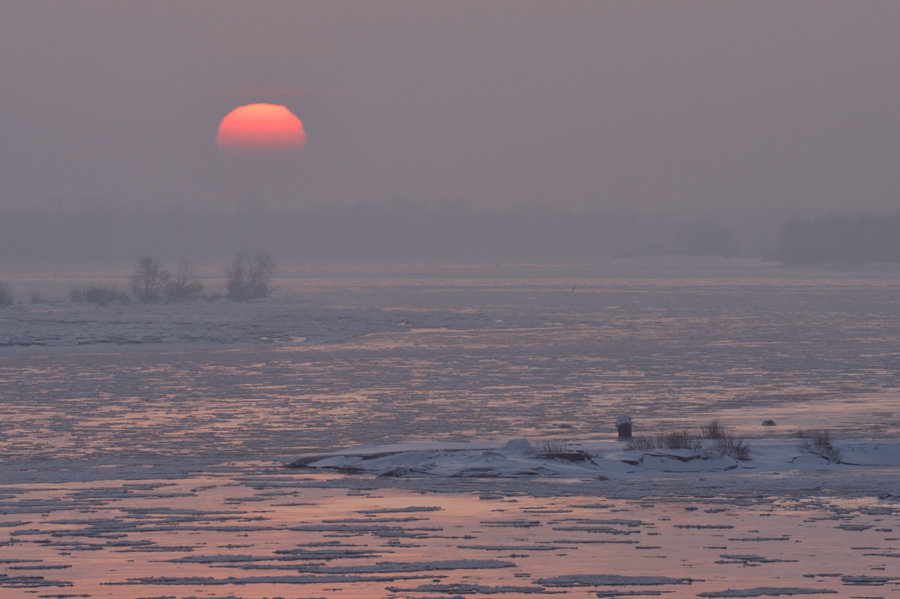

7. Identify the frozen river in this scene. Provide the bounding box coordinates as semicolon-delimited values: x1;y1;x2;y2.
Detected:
1;261;900;597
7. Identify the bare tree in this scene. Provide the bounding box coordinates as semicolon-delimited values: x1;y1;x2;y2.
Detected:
165;259;204;302
226;250;275;301
130;256;171;303
246;251;275;297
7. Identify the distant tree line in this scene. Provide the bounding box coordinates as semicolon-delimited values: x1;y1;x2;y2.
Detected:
625;221;737;259
0;205;745;266
63;251;275;306
775;212;900;265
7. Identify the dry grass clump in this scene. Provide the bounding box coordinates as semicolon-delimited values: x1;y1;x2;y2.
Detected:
625;429;700;452
535;440;568;454
659;430;702;450
623;436;658;451
710;435;751;461
700;419;727;439
795;428;841;463
624;420;750;461
795;428;831;448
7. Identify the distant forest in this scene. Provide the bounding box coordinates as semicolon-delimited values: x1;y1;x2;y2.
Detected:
776;212;900;265
0;205;740;266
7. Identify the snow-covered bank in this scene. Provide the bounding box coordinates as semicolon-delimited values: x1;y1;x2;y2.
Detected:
288;437;900;483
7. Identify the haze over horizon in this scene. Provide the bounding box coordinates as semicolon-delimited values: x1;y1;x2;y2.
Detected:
2;1;899;220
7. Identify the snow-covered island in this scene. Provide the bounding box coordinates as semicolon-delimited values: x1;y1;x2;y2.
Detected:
288;436;900;482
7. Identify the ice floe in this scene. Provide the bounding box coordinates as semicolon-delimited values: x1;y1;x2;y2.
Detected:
697;588;838;597
536;574;695;586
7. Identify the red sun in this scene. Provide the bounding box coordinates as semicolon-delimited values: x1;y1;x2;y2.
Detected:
216;103;306;150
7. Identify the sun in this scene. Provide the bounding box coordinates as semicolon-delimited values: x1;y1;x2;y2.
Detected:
216;103;306;150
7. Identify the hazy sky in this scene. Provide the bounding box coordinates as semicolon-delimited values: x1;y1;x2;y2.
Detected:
1;1;899;214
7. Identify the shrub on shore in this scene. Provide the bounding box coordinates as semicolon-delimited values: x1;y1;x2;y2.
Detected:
164;259;204;302
130;256;171;303
795;428;841;463
700;419;727;439
625;419;750;461
70;284;129;306
226;250;275;301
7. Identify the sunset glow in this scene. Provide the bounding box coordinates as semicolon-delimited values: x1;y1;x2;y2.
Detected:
216;103;306;150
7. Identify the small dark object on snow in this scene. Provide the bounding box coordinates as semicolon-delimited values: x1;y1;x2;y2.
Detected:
761;420;777;426
616;415;633;439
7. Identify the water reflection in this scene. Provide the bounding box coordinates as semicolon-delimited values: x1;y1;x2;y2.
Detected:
0;471;896;597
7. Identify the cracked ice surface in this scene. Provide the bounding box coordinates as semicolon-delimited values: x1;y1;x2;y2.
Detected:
2;266;900;597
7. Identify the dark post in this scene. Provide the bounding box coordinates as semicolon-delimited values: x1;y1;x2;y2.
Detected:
616;415;632;439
